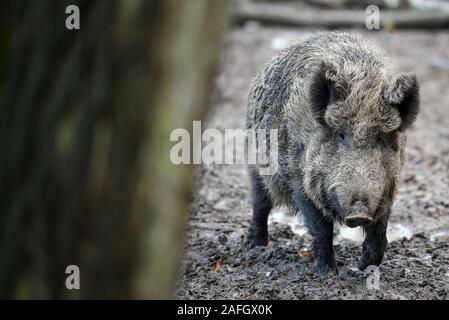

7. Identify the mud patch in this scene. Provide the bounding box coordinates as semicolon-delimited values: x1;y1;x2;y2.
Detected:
176;27;449;299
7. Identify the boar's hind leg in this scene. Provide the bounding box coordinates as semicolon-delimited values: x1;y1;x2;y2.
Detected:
358;217;388;270
293;191;337;275
248;170;272;248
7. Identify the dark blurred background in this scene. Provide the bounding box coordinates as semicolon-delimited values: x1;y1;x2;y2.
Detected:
0;0;228;299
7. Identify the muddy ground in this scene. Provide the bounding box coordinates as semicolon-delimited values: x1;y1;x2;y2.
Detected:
176;25;449;299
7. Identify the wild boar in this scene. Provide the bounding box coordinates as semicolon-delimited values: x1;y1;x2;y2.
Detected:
247;32;419;275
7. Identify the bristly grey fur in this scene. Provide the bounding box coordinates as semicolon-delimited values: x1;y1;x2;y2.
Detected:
247;31;419;273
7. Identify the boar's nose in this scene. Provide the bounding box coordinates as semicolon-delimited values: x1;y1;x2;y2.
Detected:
345;213;373;228
344;196;373;228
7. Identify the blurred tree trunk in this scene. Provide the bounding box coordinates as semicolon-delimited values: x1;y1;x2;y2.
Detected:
0;0;228;299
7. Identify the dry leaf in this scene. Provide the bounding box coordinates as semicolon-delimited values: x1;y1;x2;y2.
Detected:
212;259;222;272
298;248;310;258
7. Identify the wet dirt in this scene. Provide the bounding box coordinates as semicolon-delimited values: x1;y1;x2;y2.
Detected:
176;26;449;300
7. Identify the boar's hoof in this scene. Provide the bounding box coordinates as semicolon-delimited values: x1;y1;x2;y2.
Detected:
249;237;268;248
344;213;373;228
248;227;268;248
314;254;338;276
315;262;338;276
358;252;383;271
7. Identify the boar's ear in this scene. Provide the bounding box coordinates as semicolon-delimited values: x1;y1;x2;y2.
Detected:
383;73;420;130
309;60;338;125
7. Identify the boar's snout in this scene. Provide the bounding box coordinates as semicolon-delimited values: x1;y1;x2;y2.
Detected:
345;213;373;228
344;198;373;228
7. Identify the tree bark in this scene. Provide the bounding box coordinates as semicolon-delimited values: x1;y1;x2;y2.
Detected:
0;0;228;299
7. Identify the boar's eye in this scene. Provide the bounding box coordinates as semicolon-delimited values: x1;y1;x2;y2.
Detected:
376;135;385;145
336;131;347;146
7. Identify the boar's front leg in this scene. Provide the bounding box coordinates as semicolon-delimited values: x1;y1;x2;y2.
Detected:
248;169;272;247
358;216;388;270
293;191;337;275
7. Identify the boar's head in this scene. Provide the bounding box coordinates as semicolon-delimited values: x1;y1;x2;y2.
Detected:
304;60;419;227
